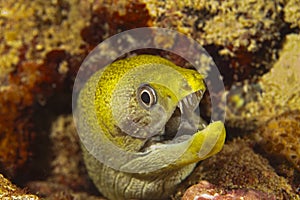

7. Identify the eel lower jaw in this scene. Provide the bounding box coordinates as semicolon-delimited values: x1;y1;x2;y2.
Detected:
153;121;225;167
121;121;226;172
170;121;226;167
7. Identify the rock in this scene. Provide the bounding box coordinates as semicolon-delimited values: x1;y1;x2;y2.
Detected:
284;0;300;29
182;180;276;200
26;115;99;198
226;33;300;131
0;0;90;176
256;110;300;171
0;173;39;199
175;138;299;199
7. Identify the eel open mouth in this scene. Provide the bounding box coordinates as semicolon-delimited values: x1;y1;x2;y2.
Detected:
141;90;207;151
122;100;225;172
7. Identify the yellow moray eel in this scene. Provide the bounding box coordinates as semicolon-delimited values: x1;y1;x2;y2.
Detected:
77;55;226;200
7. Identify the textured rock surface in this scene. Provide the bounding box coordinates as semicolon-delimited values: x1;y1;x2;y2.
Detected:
0;174;39;199
144;0;285;85
0;0;89;176
226;33;300;131
26;115;102;199
174;138;299;199
182;181;276;200
254;110;300;178
283;0;300;28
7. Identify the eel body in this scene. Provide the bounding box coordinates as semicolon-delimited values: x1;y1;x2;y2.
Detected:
77;55;226;200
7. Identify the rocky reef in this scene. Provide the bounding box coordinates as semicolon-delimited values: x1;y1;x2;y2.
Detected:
181;181;276;200
174;138;298;199
0;174;39;199
0;0;299;199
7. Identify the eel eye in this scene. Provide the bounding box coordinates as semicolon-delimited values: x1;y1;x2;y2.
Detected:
137;84;157;109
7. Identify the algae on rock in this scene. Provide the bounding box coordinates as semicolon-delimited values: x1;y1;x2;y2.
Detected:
176;138;299;199
226;33;300;130
0;174;39;199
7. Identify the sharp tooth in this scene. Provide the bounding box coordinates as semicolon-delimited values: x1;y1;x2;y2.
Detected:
175;91;203;137
179;93;200;114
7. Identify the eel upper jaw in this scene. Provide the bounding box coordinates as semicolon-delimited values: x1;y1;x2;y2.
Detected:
176;90;206;138
162;90;205;141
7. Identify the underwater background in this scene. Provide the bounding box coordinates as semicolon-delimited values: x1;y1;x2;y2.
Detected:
0;0;299;199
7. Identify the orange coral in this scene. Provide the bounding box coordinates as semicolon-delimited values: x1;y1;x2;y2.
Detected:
0;54;66;177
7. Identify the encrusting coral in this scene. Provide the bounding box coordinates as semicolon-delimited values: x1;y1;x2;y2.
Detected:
144;0;285;84
226;33;300;131
283;0;300;29
174;138;299;199
0;173;39;199
0;0;155;176
255;110;300;171
0;0;92;176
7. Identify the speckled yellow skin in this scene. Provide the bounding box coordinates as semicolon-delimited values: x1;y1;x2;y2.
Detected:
78;55;225;200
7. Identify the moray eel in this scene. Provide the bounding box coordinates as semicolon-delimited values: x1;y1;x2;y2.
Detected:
77;55;225;200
